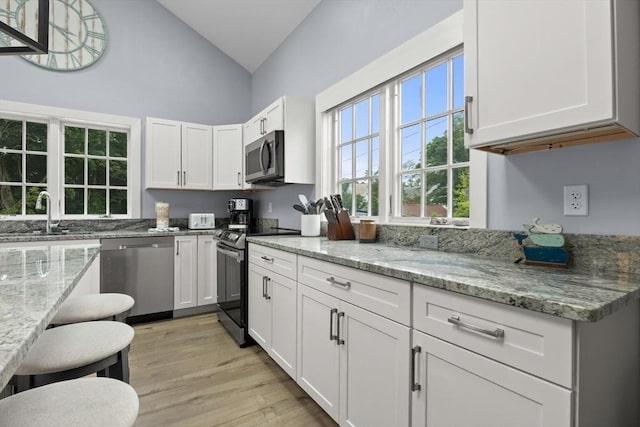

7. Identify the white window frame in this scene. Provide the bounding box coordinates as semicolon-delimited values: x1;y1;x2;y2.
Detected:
0;100;141;219
316;10;487;228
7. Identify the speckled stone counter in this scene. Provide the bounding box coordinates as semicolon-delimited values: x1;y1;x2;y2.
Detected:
0;242;100;390
246;236;640;323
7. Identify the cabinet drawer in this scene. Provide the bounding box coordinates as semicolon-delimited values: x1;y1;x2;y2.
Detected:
413;285;573;388
248;244;297;280
298;256;410;326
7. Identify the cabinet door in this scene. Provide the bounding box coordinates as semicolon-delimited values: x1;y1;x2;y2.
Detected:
268;270;297;379
464;0;613;147
339;302;410;427
297;284;340;422
212;124;244;190
197;236;216;306
247;263;271;348
263;97;284;133
145;117;181;189
181;123;213;190
411;330;572;427
244;116;263;145
174;236;198;310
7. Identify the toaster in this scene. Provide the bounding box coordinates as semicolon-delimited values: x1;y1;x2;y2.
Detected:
188;213;216;229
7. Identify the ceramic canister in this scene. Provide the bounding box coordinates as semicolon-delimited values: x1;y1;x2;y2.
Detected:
155;202;169;229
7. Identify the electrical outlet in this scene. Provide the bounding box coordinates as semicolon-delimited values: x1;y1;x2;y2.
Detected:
268;202;273;213
563;184;588;216
419;235;438;250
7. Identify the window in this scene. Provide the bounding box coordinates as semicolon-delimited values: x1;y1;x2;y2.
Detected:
337;93;380;217
63;125;129;216
0;118;48;215
397;52;468;219
0;100;141;219
317;11;487;227
332;49;468;222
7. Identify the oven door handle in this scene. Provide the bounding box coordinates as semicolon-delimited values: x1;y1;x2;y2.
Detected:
216;246;244;262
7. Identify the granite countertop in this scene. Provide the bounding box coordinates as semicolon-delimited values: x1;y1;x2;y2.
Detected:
246;236;640;322
0;229;218;243
0;242;101;390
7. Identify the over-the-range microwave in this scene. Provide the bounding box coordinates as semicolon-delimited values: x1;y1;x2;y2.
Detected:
245;130;285;186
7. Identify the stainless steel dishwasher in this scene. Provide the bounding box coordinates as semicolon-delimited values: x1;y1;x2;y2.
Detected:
100;236;174;322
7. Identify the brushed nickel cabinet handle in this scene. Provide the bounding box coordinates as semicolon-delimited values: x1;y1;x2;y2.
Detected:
265;277;271;300
464;95;474;135
262;276;267;299
448;314;505;339
411;345;422;392
237;172;241;186
337;311;345;345
177;170;180;185
260;256;274;263
326;277;351;289
183;171;186;185
329;308;338;341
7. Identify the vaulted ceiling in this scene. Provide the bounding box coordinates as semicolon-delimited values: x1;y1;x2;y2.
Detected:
157;0;321;73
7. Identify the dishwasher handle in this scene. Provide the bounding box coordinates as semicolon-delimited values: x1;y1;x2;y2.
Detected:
118;243;161;250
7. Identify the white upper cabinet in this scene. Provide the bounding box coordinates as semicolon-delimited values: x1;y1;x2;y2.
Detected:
243;96;315;184
244;97;284;144
212;124;245;190
145;118;213;190
464;0;640;154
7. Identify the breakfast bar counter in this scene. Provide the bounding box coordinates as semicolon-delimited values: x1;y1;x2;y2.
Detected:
247;236;640;322
0;242;100;391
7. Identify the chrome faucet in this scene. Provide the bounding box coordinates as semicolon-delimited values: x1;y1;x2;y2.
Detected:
35;191;59;234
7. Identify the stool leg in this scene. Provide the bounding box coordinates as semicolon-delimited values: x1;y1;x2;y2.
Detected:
109;346;130;383
12;375;32;393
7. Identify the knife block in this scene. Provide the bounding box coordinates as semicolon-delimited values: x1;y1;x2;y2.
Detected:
327;211;355;240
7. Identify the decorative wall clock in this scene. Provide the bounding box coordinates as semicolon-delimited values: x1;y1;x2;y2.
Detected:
0;0;108;71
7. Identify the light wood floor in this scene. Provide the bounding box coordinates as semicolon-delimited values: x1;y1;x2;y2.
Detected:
129;313;337;427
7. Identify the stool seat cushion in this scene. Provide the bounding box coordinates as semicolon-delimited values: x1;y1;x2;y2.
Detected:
51;293;135;324
0;377;138;427
15;321;134;375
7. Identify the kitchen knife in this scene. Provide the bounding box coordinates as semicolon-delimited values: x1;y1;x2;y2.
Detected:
324;197;334;212
330;194;341;212
324;209;338;224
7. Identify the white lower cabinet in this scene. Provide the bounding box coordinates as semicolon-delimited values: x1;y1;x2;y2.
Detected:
174;235;217;310
196;235;217;306
412;285;639;427
247;245;297;378
411;329;571;427
297;284;410;426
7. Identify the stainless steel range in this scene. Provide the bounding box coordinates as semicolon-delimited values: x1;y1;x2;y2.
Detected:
216;227;299;347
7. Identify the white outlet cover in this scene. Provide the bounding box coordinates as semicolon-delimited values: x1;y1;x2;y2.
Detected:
564;184;588;216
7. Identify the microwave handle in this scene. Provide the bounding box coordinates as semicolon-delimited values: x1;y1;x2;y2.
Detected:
259;140;268;173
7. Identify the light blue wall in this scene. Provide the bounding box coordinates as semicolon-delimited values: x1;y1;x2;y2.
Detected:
250;0;464;229
0;0;251;219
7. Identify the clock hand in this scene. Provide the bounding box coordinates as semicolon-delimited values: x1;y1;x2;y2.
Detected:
49;22;77;39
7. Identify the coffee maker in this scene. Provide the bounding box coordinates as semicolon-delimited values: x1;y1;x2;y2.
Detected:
227;198;253;231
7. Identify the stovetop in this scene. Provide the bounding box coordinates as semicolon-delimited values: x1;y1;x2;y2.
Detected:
216;227;300;250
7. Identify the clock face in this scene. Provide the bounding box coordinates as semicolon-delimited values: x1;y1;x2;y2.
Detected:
0;0;108;71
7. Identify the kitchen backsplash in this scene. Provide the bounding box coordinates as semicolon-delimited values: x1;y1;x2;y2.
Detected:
0;219;636;276
351;224;640;276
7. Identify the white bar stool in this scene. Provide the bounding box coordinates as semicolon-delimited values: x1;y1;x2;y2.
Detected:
0;377;138;427
50;293;135;325
11;321;134;393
